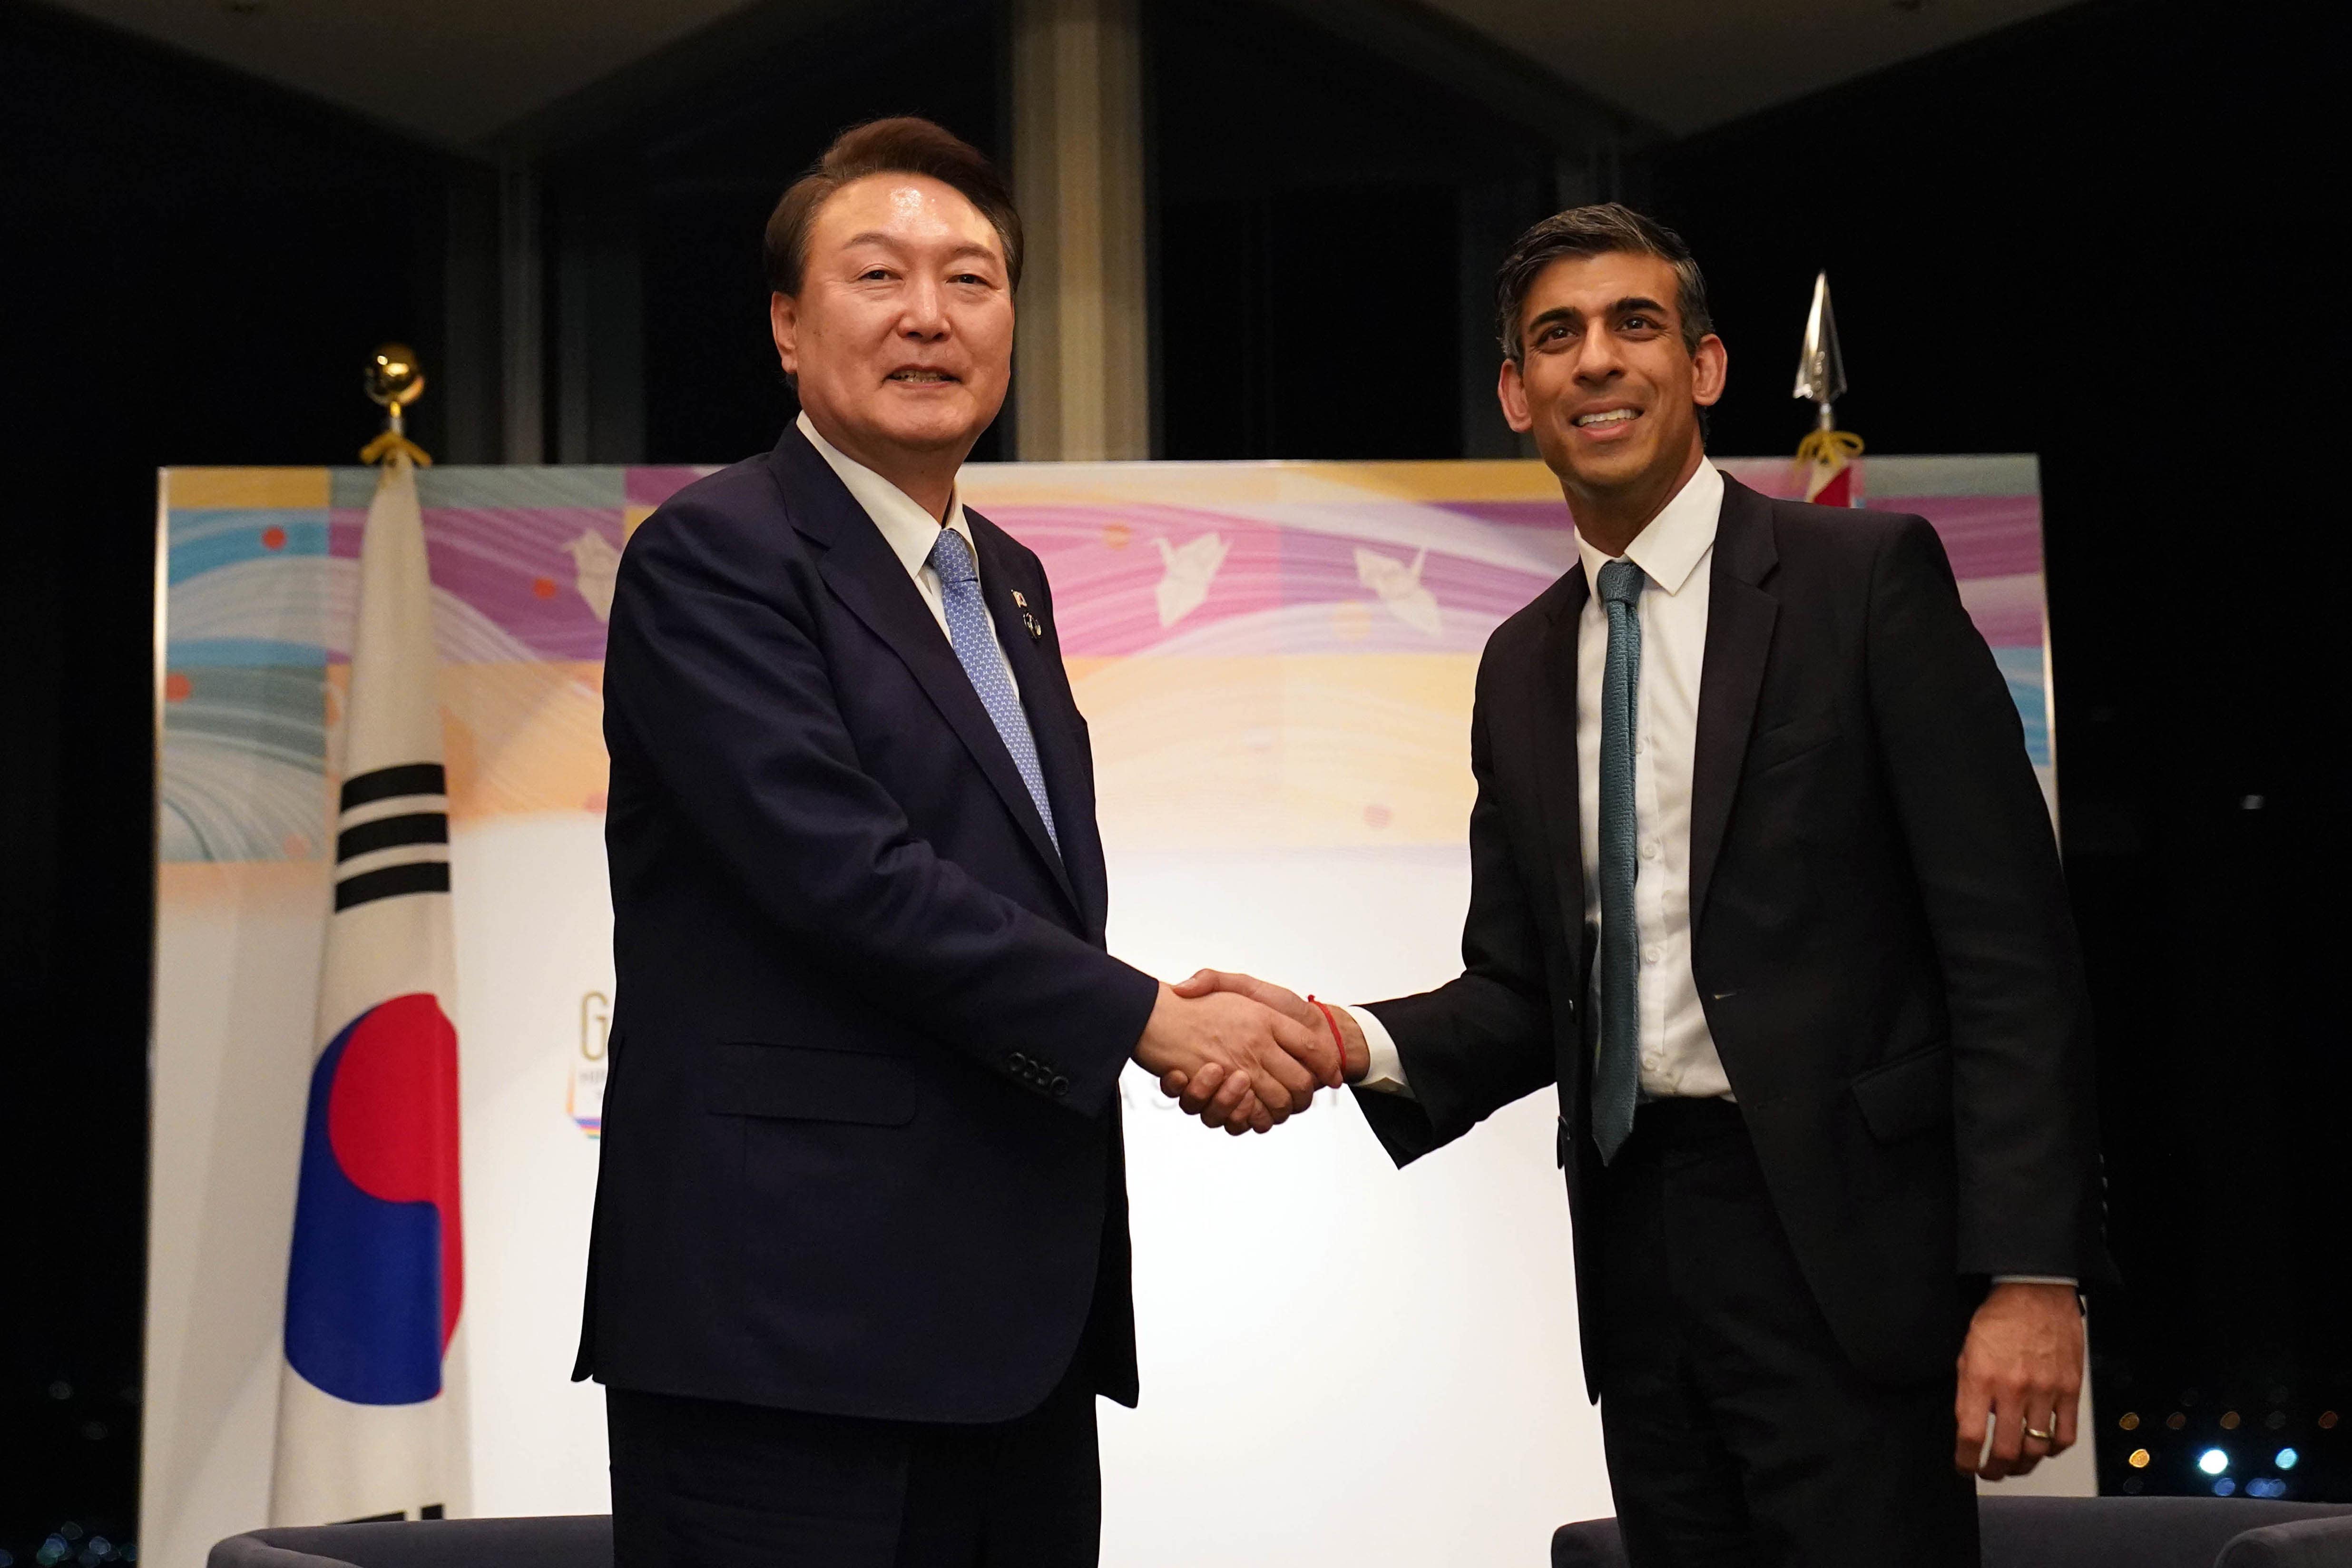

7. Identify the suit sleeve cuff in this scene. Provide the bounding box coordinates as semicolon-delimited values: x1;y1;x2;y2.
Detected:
1991;1275;2079;1287
1343;1004;1414;1098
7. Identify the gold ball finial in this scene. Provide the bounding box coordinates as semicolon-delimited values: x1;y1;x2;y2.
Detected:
366;343;426;411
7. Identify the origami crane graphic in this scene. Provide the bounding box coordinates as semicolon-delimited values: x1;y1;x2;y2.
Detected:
1354;546;1441;636
1154;532;1230;627
569;530;622;623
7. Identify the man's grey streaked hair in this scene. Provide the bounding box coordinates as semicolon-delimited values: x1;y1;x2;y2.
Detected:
1495;203;1714;363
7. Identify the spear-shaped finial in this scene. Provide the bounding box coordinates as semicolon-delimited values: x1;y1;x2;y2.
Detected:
1791;271;1847;431
1792;274;1861;505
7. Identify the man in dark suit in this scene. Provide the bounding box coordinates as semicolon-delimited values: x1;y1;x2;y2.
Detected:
1177;206;2107;1565
576;118;1333;1568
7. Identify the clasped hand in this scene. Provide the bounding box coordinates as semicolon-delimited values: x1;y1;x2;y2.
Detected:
1129;970;1369;1134
1131;978;1343;1134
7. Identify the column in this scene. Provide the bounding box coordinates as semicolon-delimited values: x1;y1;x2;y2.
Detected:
1010;0;1149;460
498;158;544;465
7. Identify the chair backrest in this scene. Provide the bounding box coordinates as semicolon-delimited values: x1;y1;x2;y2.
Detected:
1549;1517;1627;1568
1981;1497;2352;1568
208;1516;613;1568
2214;1515;2352;1568
1553;1496;2352;1568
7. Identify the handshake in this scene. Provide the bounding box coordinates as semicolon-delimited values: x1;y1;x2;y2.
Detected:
1130;970;1368;1134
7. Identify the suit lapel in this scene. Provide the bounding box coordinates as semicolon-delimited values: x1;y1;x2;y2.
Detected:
972;515;1095;928
771;431;1083;922
1531;566;1589;960
1687;476;1780;936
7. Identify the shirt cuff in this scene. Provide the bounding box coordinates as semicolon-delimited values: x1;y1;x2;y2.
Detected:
1991;1275;2079;1287
1343;1005;1413;1097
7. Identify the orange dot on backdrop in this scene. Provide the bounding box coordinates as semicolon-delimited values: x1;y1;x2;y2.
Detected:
262;526;287;551
165;672;193;703
532;576;558;599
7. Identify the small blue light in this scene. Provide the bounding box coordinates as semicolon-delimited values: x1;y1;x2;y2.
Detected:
2247;1478;2288;1499
2278;1447;2300;1470
2215;1478;2237;1496
2199;1448;2231;1475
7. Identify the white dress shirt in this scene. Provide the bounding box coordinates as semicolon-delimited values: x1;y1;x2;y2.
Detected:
797;410;1019;697
1352;460;1730;1099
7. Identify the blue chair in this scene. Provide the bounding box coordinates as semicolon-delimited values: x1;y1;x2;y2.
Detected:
207;1516;610;1568
207;1498;2352;1567
1553;1496;2352;1568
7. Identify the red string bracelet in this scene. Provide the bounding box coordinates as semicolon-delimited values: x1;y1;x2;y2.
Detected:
1307;995;1348;1089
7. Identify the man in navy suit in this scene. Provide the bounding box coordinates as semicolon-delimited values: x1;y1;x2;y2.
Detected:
575;118;1334;1568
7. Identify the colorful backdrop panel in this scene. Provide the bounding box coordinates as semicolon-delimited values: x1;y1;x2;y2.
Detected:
147;455;2060;1568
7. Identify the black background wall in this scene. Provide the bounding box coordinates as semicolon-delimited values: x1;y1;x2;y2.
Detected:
1;4;456;1557
1644;0;2348;1500
592;0;1004;464
1;0;2344;1554
1147;0;1568;461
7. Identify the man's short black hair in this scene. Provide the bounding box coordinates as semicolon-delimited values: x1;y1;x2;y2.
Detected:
1495;204;1714;363
764;117;1021;297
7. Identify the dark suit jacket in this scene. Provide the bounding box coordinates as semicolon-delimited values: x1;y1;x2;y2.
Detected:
1355;474;2109;1392
573;426;1160;1424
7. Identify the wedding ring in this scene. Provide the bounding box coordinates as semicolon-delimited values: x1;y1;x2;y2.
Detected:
2024;1425;2055;1442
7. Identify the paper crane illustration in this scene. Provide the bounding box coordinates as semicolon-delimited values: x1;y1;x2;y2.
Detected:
568;530;622;623
1355;546;1442;636
1154;533;1230;627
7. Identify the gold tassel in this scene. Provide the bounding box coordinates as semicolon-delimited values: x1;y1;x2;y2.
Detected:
1794;426;1863;473
360;430;434;468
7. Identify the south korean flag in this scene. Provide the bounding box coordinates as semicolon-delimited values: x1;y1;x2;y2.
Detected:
272;449;470;1525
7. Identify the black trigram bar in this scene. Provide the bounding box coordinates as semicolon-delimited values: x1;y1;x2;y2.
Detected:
334;860;452;911
341;762;449;812
336;813;450;863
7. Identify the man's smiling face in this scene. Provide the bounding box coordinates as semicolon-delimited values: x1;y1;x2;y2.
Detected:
771;172;1014;474
1499;249;1725;505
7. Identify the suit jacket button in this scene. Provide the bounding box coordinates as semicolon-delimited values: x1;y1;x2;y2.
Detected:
1050;1075;1069;1096
1008;1052;1028;1072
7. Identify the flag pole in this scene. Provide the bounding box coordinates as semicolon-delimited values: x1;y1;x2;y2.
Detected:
271;341;467;1526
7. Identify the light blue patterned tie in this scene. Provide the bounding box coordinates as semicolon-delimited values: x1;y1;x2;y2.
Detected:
927;527;1058;853
1592;559;1645;1163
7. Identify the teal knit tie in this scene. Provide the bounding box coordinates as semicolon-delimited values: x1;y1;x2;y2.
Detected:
1592;559;1645;1163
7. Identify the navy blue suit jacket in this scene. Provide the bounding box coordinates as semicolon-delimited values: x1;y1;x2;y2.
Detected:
573;425;1160;1422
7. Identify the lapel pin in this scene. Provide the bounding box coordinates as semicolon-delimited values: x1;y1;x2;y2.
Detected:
1023;611;1044;640
1011;590;1029;608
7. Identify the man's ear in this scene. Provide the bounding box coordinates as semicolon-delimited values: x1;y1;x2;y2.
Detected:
1691;333;1728;408
770;293;799;379
1497;358;1533;433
